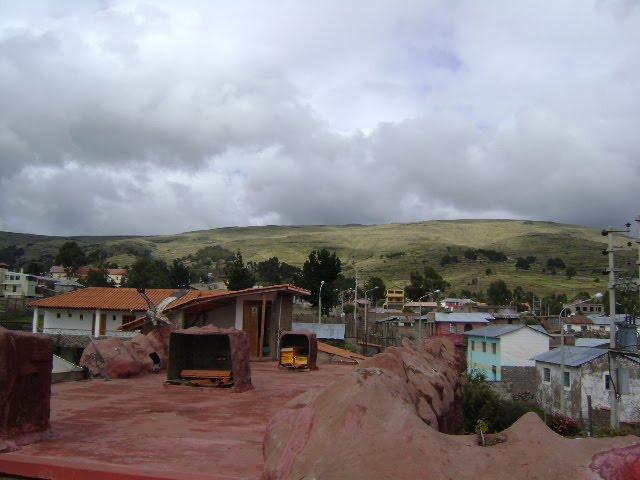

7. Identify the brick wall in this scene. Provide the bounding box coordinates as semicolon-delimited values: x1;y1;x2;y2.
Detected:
489;366;537;402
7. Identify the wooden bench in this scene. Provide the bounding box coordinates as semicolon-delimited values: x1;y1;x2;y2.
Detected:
181;369;232;379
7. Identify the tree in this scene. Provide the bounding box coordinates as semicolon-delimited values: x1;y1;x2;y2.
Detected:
440;254;459;267
81;268;115;287
301;249;342;314
169;259;192;288
364;276;386;306
55;241;86;277
546;257;566;272
122;257;171;289
225;250;255;290
251;257;302;285
487;279;512;305
464;249;478;261
86;248;108;266
463;370;529;433
515;257;531;270
565;266;577;280
23;260;47;276
404;266;448;301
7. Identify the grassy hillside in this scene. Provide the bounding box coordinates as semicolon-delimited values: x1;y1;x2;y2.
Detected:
1;219;636;298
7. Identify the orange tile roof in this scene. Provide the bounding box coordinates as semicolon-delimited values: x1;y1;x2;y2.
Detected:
163;284;311;312
118;284;311;330
27;288;180;311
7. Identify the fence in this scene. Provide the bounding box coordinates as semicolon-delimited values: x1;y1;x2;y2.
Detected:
0;297;32;320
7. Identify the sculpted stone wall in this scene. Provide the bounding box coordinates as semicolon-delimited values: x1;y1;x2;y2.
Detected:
0;327;53;445
262;337;640;480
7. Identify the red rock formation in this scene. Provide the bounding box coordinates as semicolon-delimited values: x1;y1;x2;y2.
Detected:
262;337;640;480
0;327;53;445
167;326;253;392
80;329;170;379
280;330;318;370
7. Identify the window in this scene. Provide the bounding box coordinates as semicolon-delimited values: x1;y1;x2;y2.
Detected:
113;315;116;321
56;313;61;319
604;374;610;390
563;371;570;388
543;367;551;383
449;323;456;334
12;286;16;292
79;314;83;320
491;343;497;355
482;342;487;352
471;340;475;350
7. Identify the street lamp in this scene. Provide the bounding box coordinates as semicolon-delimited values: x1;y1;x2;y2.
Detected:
318;280;325;324
364;286;378;349
559;292;603;415
417;290;440;342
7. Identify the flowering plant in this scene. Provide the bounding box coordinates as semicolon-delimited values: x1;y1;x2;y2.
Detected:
548;412;579;436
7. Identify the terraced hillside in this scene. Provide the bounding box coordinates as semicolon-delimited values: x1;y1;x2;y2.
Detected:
1;219;636;298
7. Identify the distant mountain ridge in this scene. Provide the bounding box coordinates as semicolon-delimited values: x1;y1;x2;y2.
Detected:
0;219;634;297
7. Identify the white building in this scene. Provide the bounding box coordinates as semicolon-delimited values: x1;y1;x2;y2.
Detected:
533;346;640;424
0;267;42;298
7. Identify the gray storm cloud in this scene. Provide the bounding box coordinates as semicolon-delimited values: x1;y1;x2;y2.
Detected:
0;0;638;235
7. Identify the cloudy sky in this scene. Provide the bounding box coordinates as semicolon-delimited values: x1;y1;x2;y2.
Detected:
1;1;639;236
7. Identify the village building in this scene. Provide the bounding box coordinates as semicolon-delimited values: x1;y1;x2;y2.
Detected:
28;284;309;361
533;346;640;426
464;324;551;381
382;286;404;310
423;312;492;347
49;266;128;287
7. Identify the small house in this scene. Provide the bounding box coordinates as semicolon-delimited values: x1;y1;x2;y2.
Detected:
464;324;551;381
533;346;640;425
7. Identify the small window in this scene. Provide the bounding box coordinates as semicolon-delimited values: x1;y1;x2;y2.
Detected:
68;312;72;317
482;342;487;353
449;323;456;334
80;314;83;320
491;343;497;354
604;374;610;390
471;340;475;350
543;367;551;383
113;315;116;321
56;312;61;318
563;371;570;388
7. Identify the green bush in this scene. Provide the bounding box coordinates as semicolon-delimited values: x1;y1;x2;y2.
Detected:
594;425;638;438
462;370;532;433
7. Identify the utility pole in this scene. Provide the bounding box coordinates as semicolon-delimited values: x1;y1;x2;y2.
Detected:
602;224;630;428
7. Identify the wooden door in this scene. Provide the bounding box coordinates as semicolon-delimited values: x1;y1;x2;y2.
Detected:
243;303;261;356
99;314;107;336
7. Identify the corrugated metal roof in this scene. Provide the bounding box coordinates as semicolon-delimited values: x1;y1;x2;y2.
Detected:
532;346;607;366
464;324;551;338
528;325;549;335
587;314;627;325
434;312;492;323
575;338;610;348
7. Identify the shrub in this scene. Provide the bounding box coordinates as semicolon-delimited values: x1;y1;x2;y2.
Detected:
547;412;580;436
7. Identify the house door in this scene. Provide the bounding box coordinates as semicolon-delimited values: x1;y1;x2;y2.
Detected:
243;303;261;357
99;314;107;336
242;302;271;357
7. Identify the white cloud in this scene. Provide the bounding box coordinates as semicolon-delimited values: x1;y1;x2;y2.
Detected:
0;0;638;235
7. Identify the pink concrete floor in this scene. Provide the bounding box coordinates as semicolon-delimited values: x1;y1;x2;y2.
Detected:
0;362;355;480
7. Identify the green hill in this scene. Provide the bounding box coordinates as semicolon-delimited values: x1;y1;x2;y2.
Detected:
1;219;635;298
